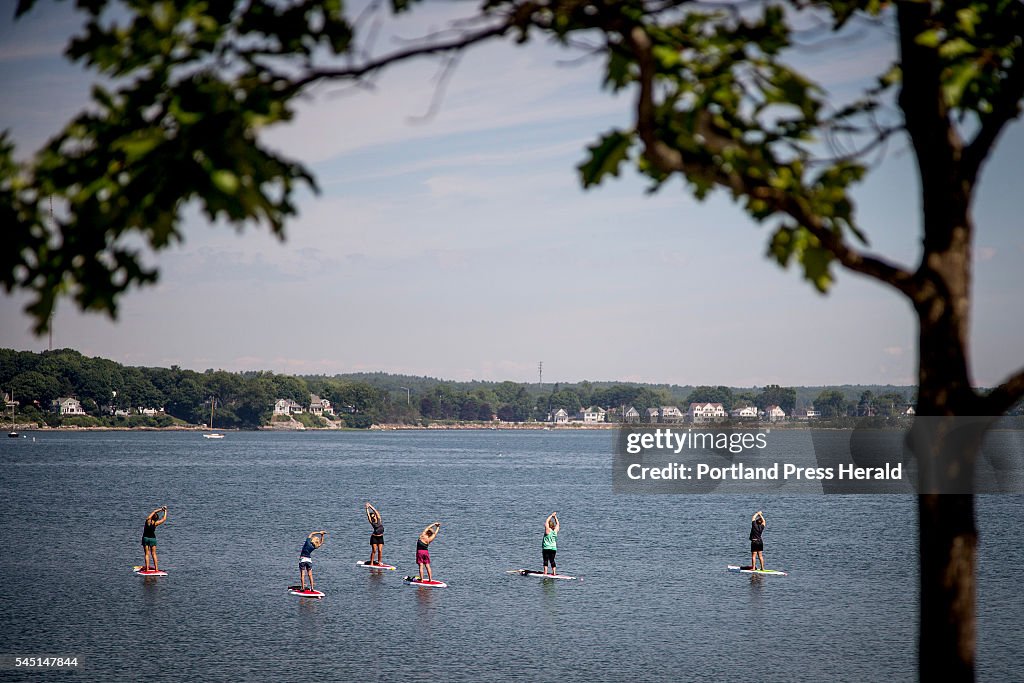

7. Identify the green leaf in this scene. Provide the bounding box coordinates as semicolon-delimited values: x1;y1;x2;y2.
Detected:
578;130;632;188
211;170;239;195
943;62;981;107
938;37;975;59
915;29;943;48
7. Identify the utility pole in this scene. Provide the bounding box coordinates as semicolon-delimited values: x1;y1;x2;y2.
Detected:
538;361;543;386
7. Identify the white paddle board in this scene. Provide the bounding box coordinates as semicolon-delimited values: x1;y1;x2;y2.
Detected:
403;575;447;588
356;561;397;570
727;564;788;576
506;569;578;580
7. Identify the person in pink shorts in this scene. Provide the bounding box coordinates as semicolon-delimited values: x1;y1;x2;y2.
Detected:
415;522;441;581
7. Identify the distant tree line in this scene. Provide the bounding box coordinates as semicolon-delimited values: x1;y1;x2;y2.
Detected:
3;348;983;430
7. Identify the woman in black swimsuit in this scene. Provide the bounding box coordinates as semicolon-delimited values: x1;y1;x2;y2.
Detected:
365;502;385;566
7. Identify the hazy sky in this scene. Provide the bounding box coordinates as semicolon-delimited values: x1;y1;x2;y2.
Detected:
1;3;1022;387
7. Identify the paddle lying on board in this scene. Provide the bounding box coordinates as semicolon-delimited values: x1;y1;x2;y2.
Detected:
727;565;788;576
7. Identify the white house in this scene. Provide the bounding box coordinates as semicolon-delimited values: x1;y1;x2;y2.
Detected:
623;406;641;423
308;394;333;416
660;406;686;423
903;405;916;416
273;398;304;416
548;408;569;424
645;407;661;423
730;405;759;419
138;407;164;416
53;397;86;416
689;402;726;423
579;406;607;423
765;405;786;422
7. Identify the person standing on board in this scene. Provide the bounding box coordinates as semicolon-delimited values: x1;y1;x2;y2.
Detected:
365;502;385;566
749;511;767;571
141;506;168;572
299;530;327;592
542;512;560;576
415;522;441;581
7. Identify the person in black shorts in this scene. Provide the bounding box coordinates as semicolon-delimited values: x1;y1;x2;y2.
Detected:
365;502;385;566
749;510;767;570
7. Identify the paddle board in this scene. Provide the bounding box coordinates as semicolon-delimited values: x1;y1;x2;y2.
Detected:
506;569;578;580
403;575;447;588
133;566;167;577
727;565;788;576
356;561;397;570
287;585;325;598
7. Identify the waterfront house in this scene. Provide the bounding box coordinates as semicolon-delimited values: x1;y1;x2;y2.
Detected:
309;394;334;416
660;406;686;423
548;408;569;424
579;406;607;423
53;397;86;416
730;405;759;419
765;405;786;422
645;407;661;423
689;402;726;423
273;398;305;415
623;406;641;423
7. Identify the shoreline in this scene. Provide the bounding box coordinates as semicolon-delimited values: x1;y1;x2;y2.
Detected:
6;420;856;433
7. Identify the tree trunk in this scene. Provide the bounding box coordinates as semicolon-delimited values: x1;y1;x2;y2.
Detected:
914;256;977;680
918;494;977;680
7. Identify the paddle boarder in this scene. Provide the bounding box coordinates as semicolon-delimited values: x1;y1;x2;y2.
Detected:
299;530;327;592
365;502;385;566
750;510;767;571
542;512;559;576
415;522;441;581
141;506;168;572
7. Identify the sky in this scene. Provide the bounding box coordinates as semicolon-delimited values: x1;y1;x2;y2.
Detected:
1;2;1022;388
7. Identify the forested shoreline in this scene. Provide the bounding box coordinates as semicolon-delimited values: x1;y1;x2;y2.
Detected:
0;348;940;430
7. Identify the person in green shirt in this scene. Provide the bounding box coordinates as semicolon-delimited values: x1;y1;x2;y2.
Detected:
542;512;560;575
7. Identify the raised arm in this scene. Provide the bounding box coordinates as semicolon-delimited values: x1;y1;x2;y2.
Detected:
151;506;168;526
309;530;327;542
365;502;379;524
420;522;441;543
545;512;559;534
752;511;765;526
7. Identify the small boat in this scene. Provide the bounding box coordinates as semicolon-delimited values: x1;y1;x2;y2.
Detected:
202;396;224;439
6;389;19;437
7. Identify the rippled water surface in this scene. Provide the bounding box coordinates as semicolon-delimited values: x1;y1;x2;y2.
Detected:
0;430;1020;681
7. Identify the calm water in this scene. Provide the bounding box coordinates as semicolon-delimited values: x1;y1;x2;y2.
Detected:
0;430;1020;681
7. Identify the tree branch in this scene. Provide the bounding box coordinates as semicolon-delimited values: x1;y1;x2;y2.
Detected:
962;27;1024;185
283;4;539;95
981;366;1024;415
626;24;920;299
